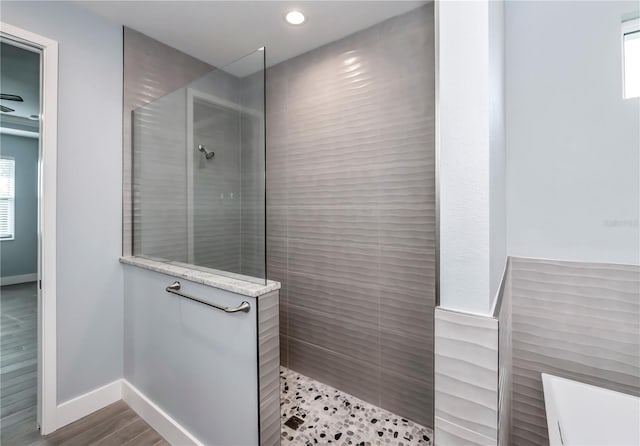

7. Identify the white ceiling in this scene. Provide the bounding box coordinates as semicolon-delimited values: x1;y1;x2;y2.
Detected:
77;1;427;74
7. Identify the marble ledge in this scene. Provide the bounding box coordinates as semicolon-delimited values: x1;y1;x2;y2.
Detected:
120;256;280;298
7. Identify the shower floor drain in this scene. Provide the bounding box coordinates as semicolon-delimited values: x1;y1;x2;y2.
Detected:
284;415;305;430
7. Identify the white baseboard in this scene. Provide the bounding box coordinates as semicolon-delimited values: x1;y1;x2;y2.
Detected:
122;380;203;446
53;379;202;445
56;379;123;430
1;273;37;286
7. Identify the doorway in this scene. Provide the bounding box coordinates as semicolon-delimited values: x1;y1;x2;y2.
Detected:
0;22;58;438
0;38;41;441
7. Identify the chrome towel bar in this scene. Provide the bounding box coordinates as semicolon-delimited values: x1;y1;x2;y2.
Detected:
165;281;250;313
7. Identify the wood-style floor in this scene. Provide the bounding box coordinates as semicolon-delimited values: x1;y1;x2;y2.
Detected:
1;283;38;433
2;401;169;446
1;283;168;446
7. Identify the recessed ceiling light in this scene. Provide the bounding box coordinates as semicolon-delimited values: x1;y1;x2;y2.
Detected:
285;10;305;25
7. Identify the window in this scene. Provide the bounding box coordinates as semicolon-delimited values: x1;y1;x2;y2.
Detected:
0;157;16;240
623;18;640;99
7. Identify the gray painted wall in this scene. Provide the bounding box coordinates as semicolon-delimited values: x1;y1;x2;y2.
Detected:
123;264;261;445
504;4;640;444
1;1;124;403
267;4;435;427
0;134;38;278
506;0;640;265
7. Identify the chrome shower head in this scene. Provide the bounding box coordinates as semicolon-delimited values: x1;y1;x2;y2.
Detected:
198;144;215;160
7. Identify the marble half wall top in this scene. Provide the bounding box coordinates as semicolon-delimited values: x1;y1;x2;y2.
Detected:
120;256;280;298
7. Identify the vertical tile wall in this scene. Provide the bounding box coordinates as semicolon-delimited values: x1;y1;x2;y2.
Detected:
192;99;243;272
497;263;512;446
125;30;266;280
510;257;640;446
433;258;512;446
258;291;280;446
123;28;212;256
266;4;435;427
434;308;499;446
240;71;267;279
434;256;639;446
132;88;190;261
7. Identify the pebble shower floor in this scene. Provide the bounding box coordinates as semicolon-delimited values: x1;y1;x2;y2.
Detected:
280;367;433;446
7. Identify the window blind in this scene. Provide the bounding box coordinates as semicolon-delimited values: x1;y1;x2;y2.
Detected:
0;157;16;239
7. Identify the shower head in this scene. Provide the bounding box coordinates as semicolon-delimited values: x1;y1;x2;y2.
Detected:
198;144;215;160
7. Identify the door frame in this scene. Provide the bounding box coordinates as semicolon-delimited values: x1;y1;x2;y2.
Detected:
0;21;58;435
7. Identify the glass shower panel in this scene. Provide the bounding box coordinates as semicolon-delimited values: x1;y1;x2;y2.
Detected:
132;49;266;284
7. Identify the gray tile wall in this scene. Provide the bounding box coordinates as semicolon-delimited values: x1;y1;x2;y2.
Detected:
258;291;280;446
132;88;190;261
123;28;212;256
125;30;266;280
510;257;640;446
192;100;243;272
266;4;435;427
240;71;266;280
497;262;512;446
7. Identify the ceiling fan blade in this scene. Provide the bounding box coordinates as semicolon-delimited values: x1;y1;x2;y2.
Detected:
0;105;15;112
0;93;24;102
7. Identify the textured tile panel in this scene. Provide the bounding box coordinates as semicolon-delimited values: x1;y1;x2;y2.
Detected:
380;285;434;340
380;328;433;384
132;89;189;261
434;308;498;441
127;30;266;280
286;237;381;285
497;262;512;446
287;337;380;407
258;291;280;446
267;3;436;427
193;103;242;272
435;417;494;446
123;28;212;256
510;257;640;446
380;370;433;428
239;77;266;280
287;303;379;364
286;271;379;322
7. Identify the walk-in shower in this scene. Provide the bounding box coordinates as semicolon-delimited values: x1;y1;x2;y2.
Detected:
125;3;435;444
131;47;266;283
268;4;435;444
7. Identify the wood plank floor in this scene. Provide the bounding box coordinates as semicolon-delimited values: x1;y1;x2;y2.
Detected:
1;283;168;445
1;282;38;433
1;400;169;446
